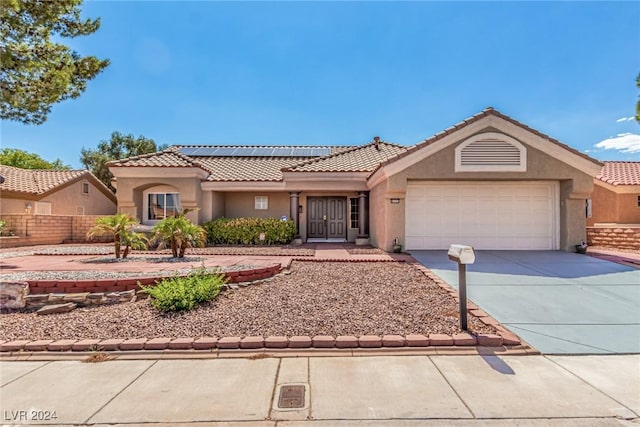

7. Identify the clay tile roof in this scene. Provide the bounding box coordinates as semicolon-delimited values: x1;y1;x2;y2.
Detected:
285;141;408;172
0;165;88;195
596;161;640;186
107;145;358;182
186;145;354;181
106;148;195;168
199;157;314;182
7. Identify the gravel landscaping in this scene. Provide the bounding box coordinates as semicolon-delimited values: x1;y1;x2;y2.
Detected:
0;244;315;259
0;261;496;341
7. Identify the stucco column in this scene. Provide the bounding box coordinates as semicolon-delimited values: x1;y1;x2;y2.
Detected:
289;192;300;237
358;191;369;237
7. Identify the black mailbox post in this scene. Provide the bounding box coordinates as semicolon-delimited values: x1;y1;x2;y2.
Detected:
447;244;476;331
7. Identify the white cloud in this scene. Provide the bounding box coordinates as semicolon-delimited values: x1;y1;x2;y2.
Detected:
595;133;640;153
615;116;635;122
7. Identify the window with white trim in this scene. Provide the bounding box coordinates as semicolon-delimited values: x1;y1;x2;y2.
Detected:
81;182;89;194
455;132;527;172
350;198;359;229
148;193;181;220
255;196;268;210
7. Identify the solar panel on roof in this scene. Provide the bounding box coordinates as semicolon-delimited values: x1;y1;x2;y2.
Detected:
178;147;199;156
252;148;273;156
179;146;334;157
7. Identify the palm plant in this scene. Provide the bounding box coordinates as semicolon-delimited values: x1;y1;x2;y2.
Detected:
152;210;206;258
87;213;147;258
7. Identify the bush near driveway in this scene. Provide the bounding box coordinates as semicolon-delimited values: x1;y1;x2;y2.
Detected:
143;267;226;312
204;217;297;245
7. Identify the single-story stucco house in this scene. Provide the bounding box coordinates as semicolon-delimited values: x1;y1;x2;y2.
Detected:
587;161;640;226
0;165;116;216
108;107;602;252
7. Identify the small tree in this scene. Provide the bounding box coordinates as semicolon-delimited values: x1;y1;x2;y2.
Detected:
87;213;147;259
152;210;206;258
0;148;70;170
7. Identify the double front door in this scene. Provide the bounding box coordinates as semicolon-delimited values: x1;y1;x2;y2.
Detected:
308;197;346;239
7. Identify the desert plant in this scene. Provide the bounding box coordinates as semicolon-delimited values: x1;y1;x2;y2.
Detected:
143;267;226;312
152;209;206;257
203;217;297;245
87;213;147;258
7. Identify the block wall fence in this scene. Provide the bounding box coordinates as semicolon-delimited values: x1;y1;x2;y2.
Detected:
0;214;112;248
586;226;640;250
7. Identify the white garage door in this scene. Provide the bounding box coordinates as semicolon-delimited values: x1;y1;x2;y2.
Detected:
405;181;559;250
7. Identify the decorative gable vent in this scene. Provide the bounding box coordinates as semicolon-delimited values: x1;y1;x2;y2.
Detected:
455;132;527;172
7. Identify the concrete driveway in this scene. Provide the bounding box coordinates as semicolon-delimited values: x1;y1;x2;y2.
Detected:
410;250;640;354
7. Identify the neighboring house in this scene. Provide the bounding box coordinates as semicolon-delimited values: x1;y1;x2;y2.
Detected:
0;165;116;216
108;107;602;252
588;161;640;225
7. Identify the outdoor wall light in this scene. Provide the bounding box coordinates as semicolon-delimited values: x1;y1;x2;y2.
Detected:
390;198;400;204
298;205;303;213
25;202;32;213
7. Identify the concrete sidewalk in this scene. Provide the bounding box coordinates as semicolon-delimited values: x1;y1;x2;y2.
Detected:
1;354;638;426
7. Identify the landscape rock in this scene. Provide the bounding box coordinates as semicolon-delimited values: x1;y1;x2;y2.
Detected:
36;303;77;315
0;281;29;309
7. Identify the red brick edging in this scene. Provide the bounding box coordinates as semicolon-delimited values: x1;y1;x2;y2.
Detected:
0;332;522;353
24;264;282;294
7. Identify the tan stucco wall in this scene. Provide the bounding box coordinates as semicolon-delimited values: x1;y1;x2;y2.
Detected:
42;180;116;215
617;193;640;224
373;129;595;252
210;191;226;220
0;198;31;215
1;180;115;216
588;183;640;225
224;192;290;220
115;177;203;224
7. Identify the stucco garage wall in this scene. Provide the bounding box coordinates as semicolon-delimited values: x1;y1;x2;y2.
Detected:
378;129;594;251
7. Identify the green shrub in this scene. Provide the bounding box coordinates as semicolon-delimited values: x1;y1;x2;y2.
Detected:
203;217;297;245
143;268;226;312
0;220;6;235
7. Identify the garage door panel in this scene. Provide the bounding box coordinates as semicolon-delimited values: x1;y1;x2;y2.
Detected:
406;182;557;250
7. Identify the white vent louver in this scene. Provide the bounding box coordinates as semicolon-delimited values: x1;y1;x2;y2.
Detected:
455;132;526;172
460;137;521;166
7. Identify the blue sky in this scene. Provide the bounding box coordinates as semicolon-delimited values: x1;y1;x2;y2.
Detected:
2;1;639;169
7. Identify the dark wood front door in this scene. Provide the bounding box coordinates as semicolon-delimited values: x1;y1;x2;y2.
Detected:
307;197;346;239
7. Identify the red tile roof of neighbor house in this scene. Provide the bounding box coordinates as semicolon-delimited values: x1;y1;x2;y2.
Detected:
0;165;89;195
596;161;640;186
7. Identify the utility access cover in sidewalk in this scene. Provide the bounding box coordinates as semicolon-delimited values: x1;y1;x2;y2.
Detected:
278;385;305;409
